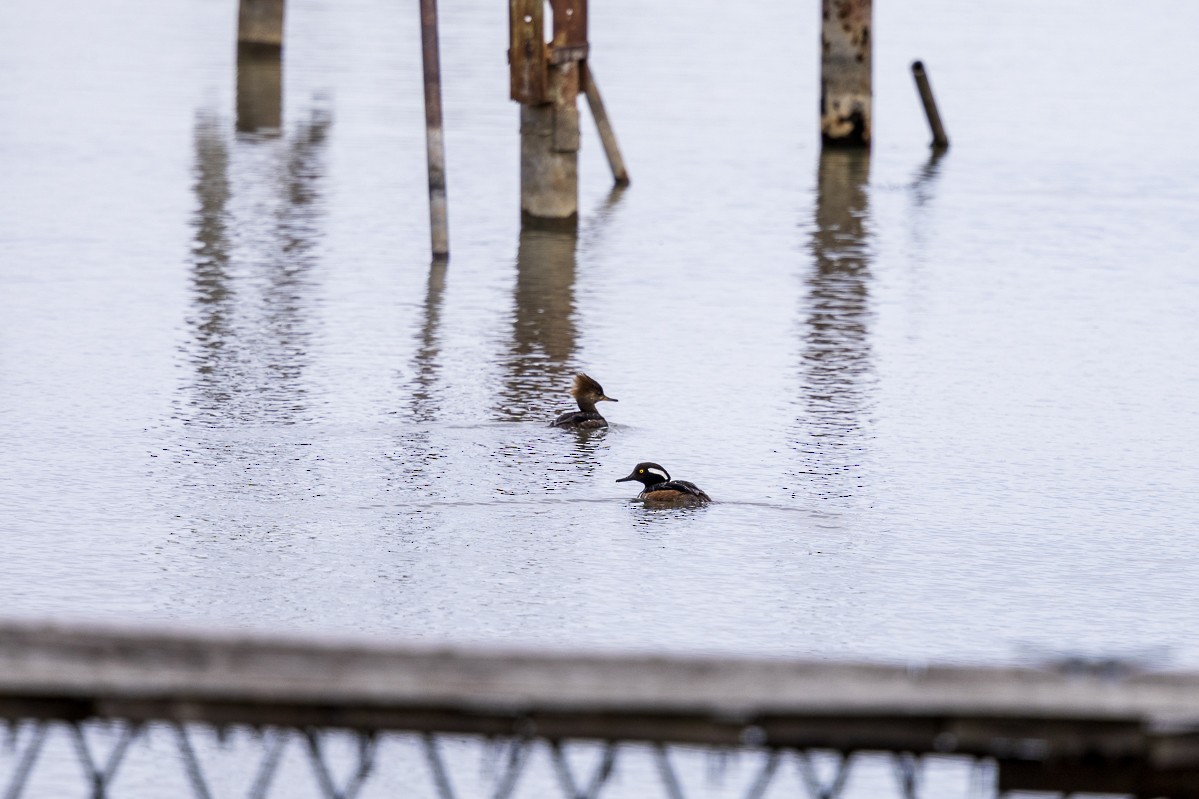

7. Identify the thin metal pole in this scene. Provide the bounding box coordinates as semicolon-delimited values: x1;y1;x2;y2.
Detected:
580;63;629;187
911;60;949;150
420;0;450;259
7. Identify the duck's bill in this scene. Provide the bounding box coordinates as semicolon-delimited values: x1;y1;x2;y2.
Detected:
600;396;618;402
615;474;637;483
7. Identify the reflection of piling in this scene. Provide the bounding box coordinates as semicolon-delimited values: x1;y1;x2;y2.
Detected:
911;61;949;150
820;0;872;147
237;0;285;50
236;48;282;134
498;227;579;420
796;149;874;501
581;63;629;187
420;0;450;259
409;260;448;423
186;108;330;427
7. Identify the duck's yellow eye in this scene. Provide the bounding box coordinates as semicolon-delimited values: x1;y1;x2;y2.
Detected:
638;469;644;474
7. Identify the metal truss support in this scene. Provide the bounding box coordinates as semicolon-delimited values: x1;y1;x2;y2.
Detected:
653;744;687;799
796;750;853;799
0;721;1009;799
742;750;782;799
304;729;377;799
2;722;48;799
69;721;140;799
892;752;922;799
174;724;214;799
549;740;616;799
490;737;530;799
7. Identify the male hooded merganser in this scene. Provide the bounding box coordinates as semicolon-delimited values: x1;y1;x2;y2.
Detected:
617;462;711;504
550;373;618;429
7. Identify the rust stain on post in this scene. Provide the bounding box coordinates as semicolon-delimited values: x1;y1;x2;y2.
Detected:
510;0;547;104
548;0;588;63
820;0;872;147
421;0;450;258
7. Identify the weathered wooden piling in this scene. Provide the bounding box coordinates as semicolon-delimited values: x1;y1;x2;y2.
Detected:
911;60;949;150
237;0;285;50
580;63;629;187
511;0;586;227
820;0;872;147
420;0;450;259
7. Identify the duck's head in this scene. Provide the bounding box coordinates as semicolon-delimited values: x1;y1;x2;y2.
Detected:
571;373;618;407
616;462;670;487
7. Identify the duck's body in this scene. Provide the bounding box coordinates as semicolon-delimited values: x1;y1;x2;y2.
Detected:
551;373;617;429
617;462;711;504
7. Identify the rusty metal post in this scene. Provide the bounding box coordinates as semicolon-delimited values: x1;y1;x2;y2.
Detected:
420;0;450;259
511;0;588;227
580;63;629;187
820;0;872;147
911;61;949;150
237;0;285;50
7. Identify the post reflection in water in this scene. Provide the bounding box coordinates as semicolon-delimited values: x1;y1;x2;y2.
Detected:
910;149;946;210
795;149;876;503
387;260;450;499
491;220;622;487
236;48;283;136
182;106;331;429
407;260;448;425
496;227;581;423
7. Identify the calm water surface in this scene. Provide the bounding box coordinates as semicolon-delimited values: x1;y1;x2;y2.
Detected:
2;0;1199;676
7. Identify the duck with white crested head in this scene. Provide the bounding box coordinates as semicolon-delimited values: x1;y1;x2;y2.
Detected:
617;462;711;504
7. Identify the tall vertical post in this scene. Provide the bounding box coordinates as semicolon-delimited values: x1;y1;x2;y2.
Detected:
820;0;872;147
237;0;285;50
420;0;450;259
236;0;285;135
511;0;588;228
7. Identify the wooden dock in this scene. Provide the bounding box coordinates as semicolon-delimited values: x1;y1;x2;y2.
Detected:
0;620;1196;796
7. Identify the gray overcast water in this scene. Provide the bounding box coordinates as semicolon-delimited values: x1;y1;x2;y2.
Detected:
3;0;1198;663
2;2;1199;792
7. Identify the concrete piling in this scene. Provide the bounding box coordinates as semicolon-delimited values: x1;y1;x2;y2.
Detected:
911;60;949;150
820;0;872;147
237;0;285;50
518;65;580;227
236;0;284;134
420;0;450;259
511;0;589;228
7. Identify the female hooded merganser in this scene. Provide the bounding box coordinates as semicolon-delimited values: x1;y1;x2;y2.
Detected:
551;373;618;429
617;462;711;504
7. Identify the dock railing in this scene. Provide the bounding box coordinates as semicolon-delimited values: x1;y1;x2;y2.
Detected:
0;620;1196;798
